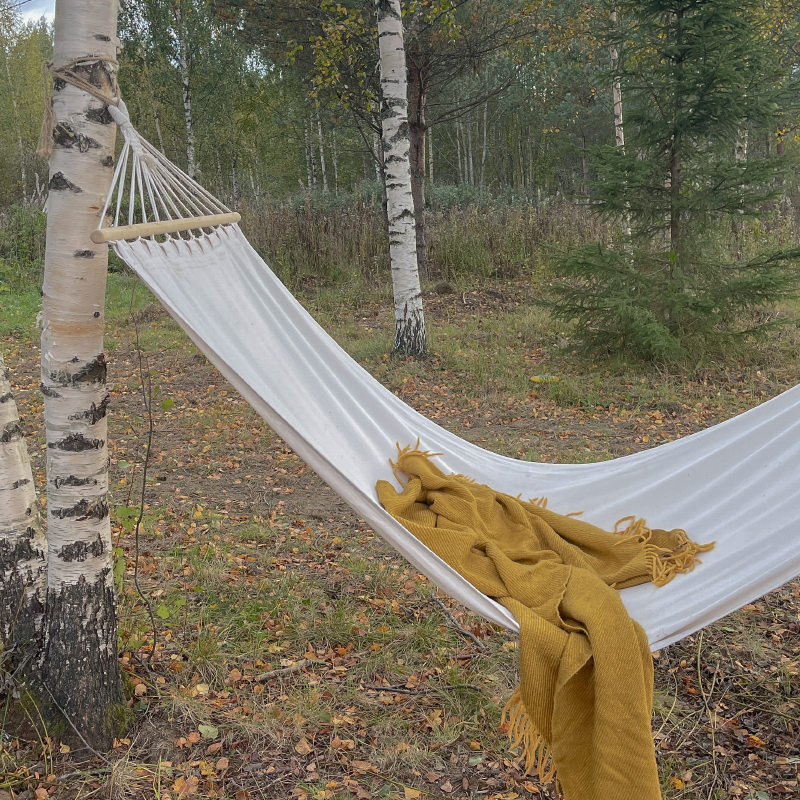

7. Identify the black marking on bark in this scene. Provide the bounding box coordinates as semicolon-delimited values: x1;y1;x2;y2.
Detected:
101;155;114;168
10;478;31;490
48;432;104;452
53;78;66;91
49;173;81;193
94;33;111;41
68;394;110;424
0;391;12;404
393;309;427;357
49;354;107;387
50;497;109;523
41;384;61;398
53;122;101;153
58;534;105;562
93;311;100;318
74;249;95;259
1;422;22;443
0;533;45;653
85;106;112;125
42;572;123;749
54;474;97;489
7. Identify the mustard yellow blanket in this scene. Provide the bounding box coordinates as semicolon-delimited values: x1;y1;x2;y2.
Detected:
376;446;713;800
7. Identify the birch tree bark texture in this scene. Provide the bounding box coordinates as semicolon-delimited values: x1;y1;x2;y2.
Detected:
377;0;426;357
39;0;124;749
0;352;46;670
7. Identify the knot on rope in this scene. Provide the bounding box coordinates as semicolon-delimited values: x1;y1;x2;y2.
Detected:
108;101;146;160
37;57;120;159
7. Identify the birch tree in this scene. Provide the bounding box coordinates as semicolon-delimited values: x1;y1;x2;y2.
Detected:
609;9;630;235
38;0;124;748
0;351;46;672
377;0;426;357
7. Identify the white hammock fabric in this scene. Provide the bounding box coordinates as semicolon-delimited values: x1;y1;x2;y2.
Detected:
97;102;800;652
112;225;800;652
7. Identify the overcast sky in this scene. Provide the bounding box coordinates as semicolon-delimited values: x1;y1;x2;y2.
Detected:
17;0;55;22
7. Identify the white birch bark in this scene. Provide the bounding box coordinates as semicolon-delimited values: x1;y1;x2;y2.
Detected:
377;0;426;356
0;352;46;653
317;113;328;193
609;10;630;236
173;4;198;179
331;128;339;196
41;0;123;748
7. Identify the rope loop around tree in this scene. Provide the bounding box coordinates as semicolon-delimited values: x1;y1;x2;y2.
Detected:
36;57;120;158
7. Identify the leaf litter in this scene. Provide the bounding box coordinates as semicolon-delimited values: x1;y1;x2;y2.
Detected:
2;277;800;798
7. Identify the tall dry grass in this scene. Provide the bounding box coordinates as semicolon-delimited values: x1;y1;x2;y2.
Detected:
239;197;609;286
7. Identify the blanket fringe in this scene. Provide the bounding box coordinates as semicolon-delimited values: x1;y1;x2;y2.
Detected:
615;516;715;586
502;687;556;784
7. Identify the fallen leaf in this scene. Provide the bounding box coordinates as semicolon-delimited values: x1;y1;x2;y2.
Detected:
295;737;313;756
404;788;423;799
206;742;223;755
59;742;70;754
188;731;202;744
746;735;767;748
671;777;684;790
216;757;230;772
439;781;453;794
199;724;219;740
173;775;200;798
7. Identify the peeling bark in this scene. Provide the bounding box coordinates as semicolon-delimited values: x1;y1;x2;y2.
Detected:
377;0;426;357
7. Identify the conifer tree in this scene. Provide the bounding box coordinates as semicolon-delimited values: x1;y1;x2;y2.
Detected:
550;0;800;360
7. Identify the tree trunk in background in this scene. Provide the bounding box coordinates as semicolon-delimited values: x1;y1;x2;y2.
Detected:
173;4;198;179
377;0;426;357
40;0;124;749
609;10;630;236
317;114;328;193
407;50;429;279
332;129;339;195
2;50;27;203
304;119;313;190
480;102;488;187
467;115;474;185
0;352;47;674
427;124;433;184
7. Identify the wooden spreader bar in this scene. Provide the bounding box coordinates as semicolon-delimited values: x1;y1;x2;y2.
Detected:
90;212;241;244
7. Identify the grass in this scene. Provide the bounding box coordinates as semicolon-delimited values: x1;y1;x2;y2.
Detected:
2;205;800;798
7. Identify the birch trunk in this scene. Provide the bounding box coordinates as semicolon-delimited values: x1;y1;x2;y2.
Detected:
40;0;124;749
2;49;27;203
609;10;630;236
407;51;429;280
173;5;198;179
0;352;46;667
317;114;328;193
480;102;488;187
377;0;426;357
331;129;339;196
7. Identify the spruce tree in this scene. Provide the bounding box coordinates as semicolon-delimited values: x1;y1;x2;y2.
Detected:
549;0;800;360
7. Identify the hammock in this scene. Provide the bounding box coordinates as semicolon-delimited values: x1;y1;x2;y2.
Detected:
99;102;800;652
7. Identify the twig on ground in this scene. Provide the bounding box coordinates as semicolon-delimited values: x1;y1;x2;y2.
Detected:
254;660;311;681
432;596;486;650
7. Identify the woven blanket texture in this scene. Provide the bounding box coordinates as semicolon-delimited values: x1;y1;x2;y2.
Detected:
376;446;714;800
